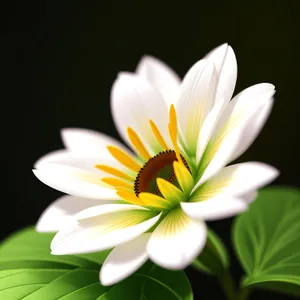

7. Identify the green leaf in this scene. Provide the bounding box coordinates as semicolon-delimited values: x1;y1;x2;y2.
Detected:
192;229;229;276
0;227;193;299
0;227;110;269
233;187;300;296
105;263;193;300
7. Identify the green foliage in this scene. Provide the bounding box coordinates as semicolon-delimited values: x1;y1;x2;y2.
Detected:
0;227;193;300
193;229;229;276
233;187;300;297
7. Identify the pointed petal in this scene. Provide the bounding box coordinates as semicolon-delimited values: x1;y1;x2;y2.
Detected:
196;83;275;185
195;127;242;189
36;195;112;233
111;73;171;152
100;233;150;286
34;150;120;172
147;208;207;269
181;196;247;221
61;128;128;157
196;98;226;164
51;204;160;255
230;97;274;162
176;60;217;153
205;44;237;104
212;83;275;163
157;178;185;204
240;190;258;204
33;164;120;200
173;161;194;196
192;162;278;200
138;193;172;210
136;55;181;106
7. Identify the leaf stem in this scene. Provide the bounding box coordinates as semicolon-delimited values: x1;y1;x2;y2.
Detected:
218;272;236;300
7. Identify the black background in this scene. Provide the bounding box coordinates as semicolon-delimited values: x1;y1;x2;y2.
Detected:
2;1;300;299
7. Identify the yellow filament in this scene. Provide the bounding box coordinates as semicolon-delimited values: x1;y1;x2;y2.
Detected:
116;189;143;205
168;105;184;165
127;127;151;160
149;119;168;150
101;177;133;189
107;146;141;172
95;164;134;181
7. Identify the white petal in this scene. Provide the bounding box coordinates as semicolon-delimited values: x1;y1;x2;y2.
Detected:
176;59;217;153
147;208;207;269
34;150;119;172
111;73;170;152
240;190;258;204
230;97;274;162
195;127;242;190
61;128;128;157
33;164;120;200
196;98;226;164
51;204;160;255
212;83;275;163
181;196;247;221
205;44;237;104
195;83;275;185
193;162;279;199
136;55;181;106
100;233;150;286
36;195;112;233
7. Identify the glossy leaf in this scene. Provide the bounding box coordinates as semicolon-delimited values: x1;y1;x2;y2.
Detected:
233;187;300;296
105;263;193;300
193;229;229;276
0;227;193;299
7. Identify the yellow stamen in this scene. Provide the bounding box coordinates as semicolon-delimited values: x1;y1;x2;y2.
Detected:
149;119;169;150
95;164;134;181
156;178;183;204
173;161;194;194
117;189;143;205
168;105;184;165
107;146;141;172
127;127;151;160
139;192;172;209
101;177;133;189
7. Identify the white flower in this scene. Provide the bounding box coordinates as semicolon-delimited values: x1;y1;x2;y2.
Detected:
33;43;279;286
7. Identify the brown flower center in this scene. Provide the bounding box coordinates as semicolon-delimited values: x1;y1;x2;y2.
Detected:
134;150;189;196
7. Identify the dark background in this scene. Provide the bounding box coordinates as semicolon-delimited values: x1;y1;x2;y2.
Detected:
2;1;300;299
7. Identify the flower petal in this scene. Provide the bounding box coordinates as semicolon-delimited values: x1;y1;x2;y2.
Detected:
147;208;207;269
36;195;112;233
196;83;275;185
205;44;237;104
136;55;181;106
34;150;120;172
181;196;247;221
157;178;185;204
176;60;217;153
100;233;150;286
111;73;170;152
240;190;258;204
191;162;279;201
212;83;275;164
195;127;242;189
196;98;226;164
51;204;160;255
173;161;194;196
33;164;120;200
230;97;274;162
61;128;128;157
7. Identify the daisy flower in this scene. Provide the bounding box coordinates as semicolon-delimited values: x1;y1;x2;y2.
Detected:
33;44;279;286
